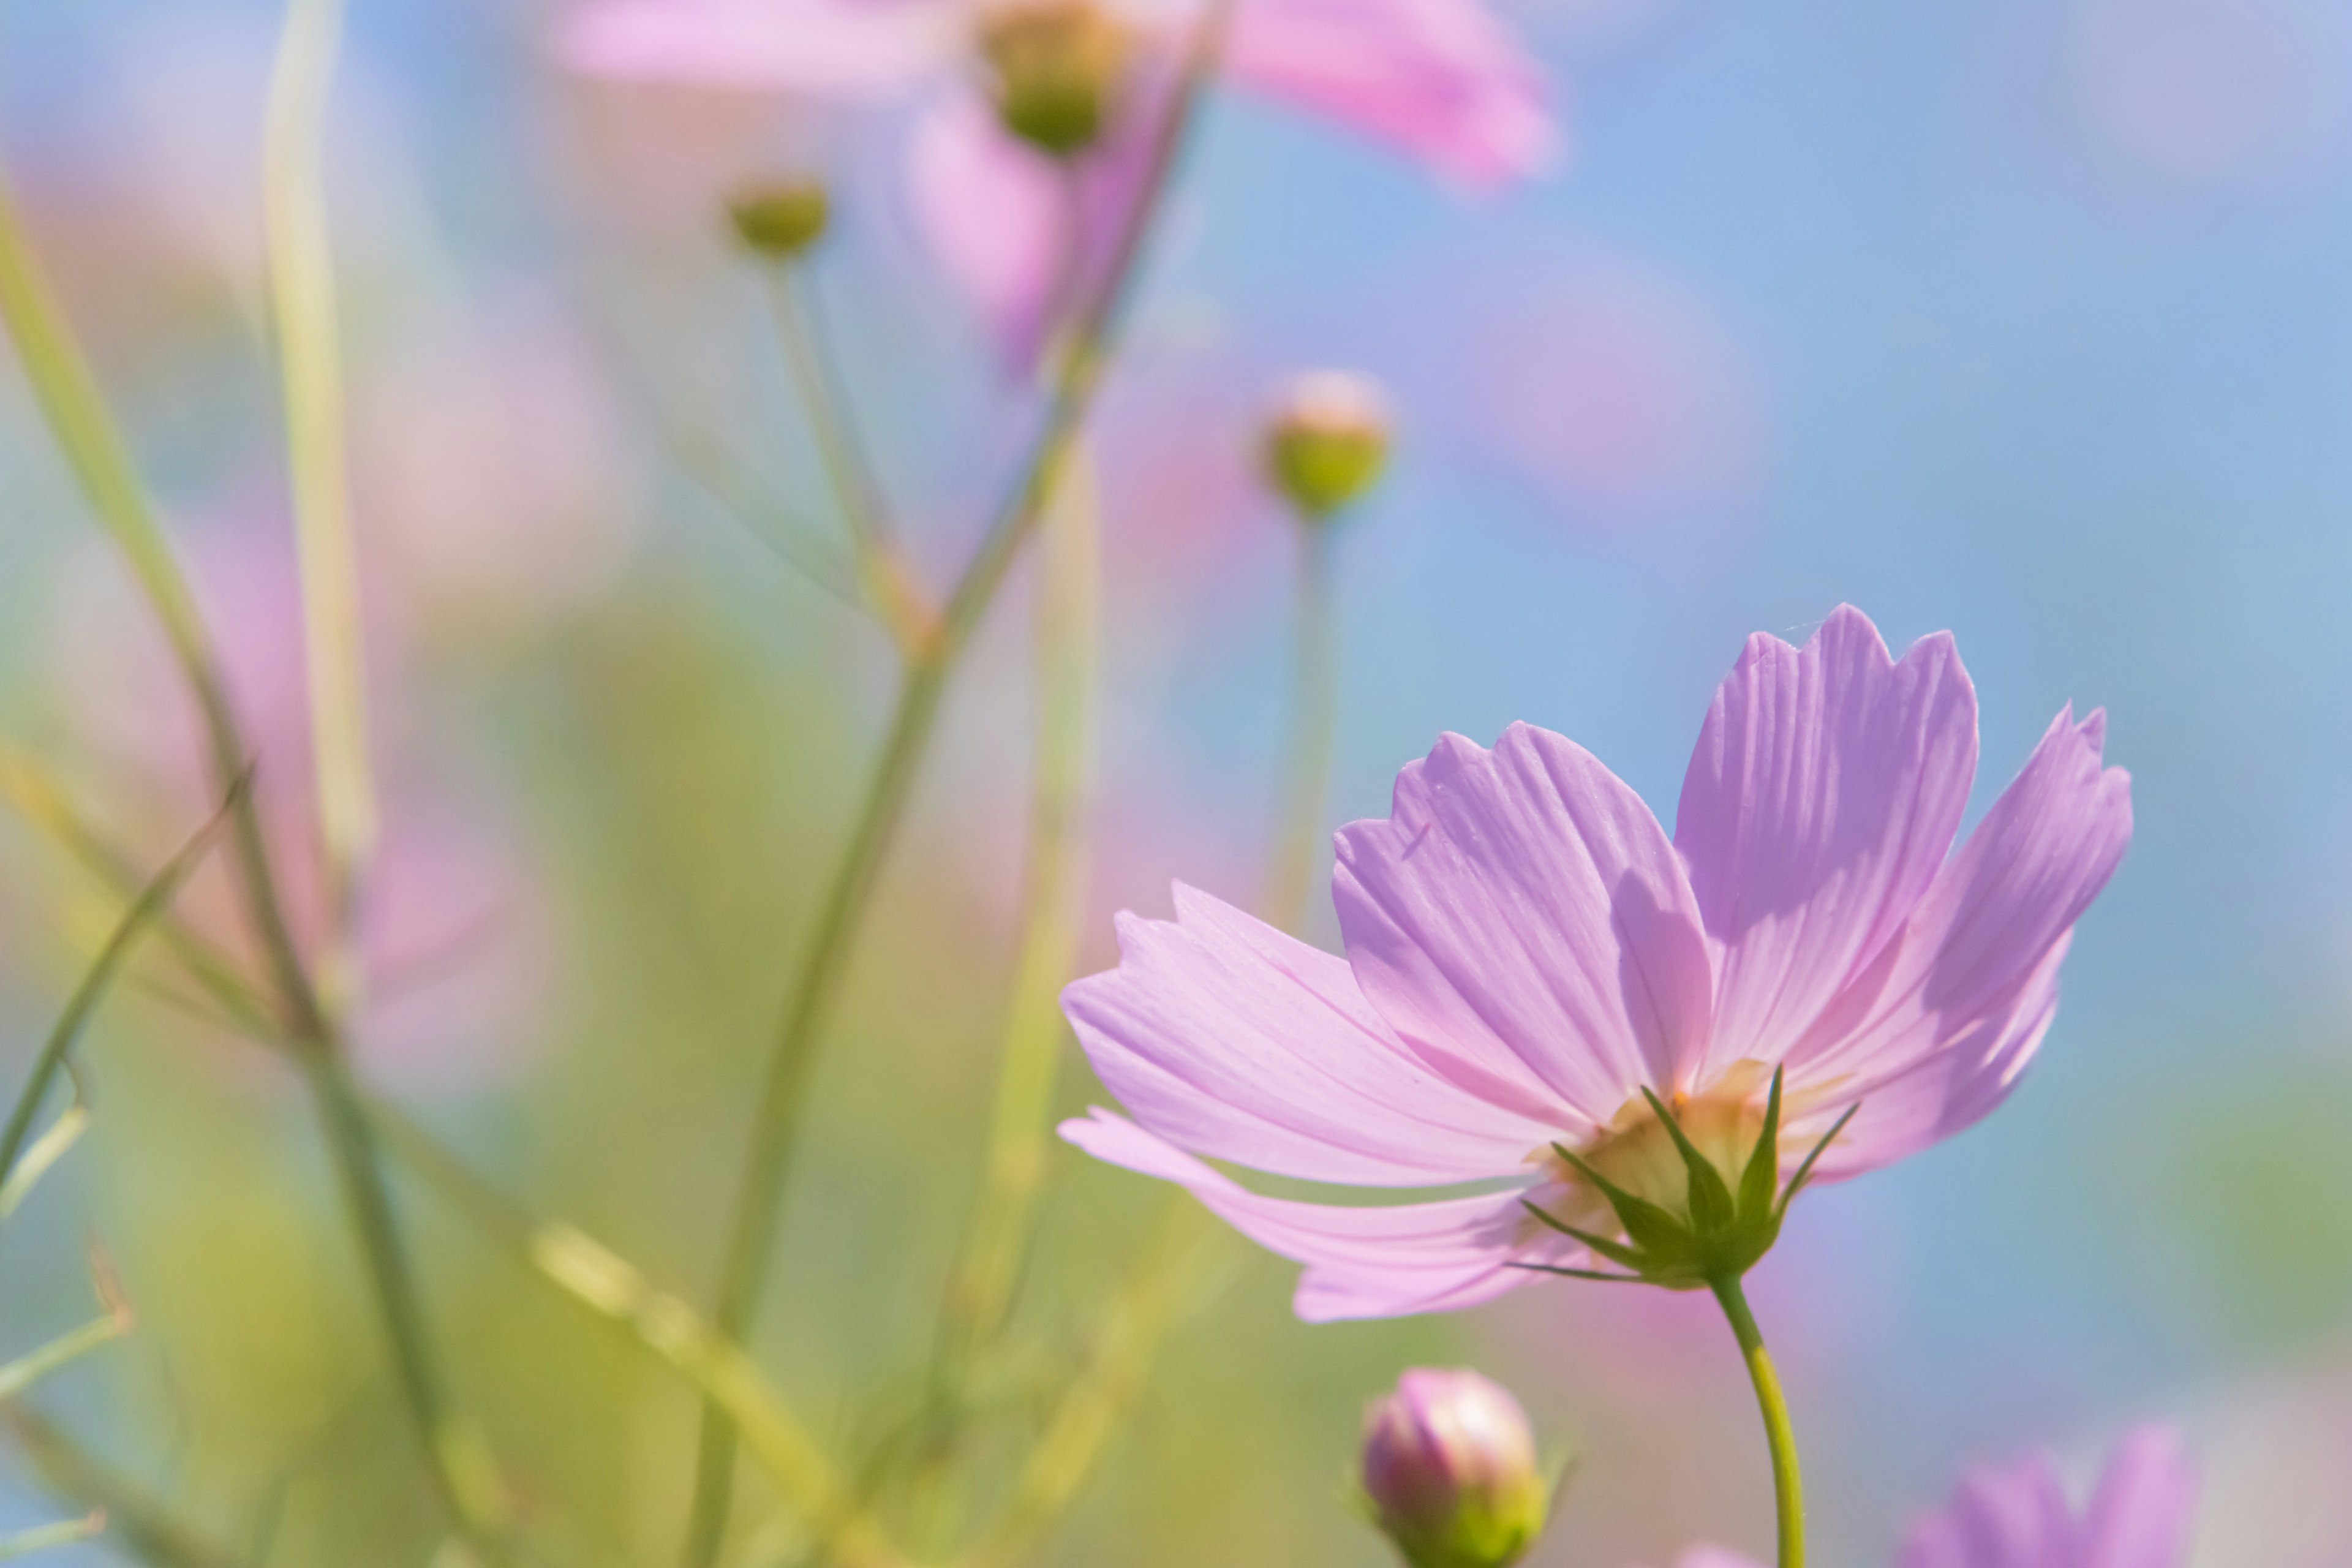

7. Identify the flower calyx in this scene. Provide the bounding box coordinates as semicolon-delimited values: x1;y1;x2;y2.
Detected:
1515;1068;1859;1291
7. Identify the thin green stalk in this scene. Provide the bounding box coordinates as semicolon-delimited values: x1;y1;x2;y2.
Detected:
957;1203;1234;1568
937;442;1100;1376
680;9;1236;1561
1;1407;239;1568
0;1511;104;1560
1709;1275;1804;1568
366;1105;911;1568
1261;521;1336;935
0;797;233;1190
763;266;929;652
0;125;492;1546
264;0;376;1017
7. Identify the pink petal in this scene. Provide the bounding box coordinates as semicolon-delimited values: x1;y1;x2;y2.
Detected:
1795;933;2067;1182
1898;1450;2075;1568
905;79;1162;372
1224;0;1559;186
1334;723;1715;1129
1782;706;2132;1174
1674;1552;1768;1568
2082;1427;2196;1568
1060;883;1558;1186
1675;605;1978;1085
557;0;956;95
1059;1109;1556;1321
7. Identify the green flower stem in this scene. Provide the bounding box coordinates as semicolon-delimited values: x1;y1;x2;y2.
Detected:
681;6;1237;1559
1262;518;1337;935
265;0;376;1018
938;441;1101;1384
763;263;931;652
0;798;231;1190
1;1407;238;1568
0;116;494;1549
1709;1274;1805;1568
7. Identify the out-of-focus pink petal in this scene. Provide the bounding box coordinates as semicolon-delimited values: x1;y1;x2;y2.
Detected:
1785;706;2132;1173
905;83;1160;370
1061;883;1559;1185
1899;1428;2197;1568
1899;1451;2075;1568
1675;605;1978;1083
1058;1109;1558;1321
1673;1551;1767;1568
1334;723;1714;1128
1224;0;1558;185
557;0;957;95
2082;1427;2197;1568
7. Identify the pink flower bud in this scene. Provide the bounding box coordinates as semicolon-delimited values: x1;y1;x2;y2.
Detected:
1362;1368;1548;1568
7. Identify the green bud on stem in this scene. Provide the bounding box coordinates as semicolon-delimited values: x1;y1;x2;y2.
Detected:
728;179;831;259
978;0;1136;158
1264;371;1392;521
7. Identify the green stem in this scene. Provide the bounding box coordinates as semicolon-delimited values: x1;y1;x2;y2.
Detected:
917;441;1101;1538
0;1407;238;1568
0;123;492;1548
680;8;1237;1559
265;0;377;1017
1262;521;1336;935
1709;1274;1804;1568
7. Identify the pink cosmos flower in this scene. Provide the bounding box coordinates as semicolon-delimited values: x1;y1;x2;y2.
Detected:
558;0;1556;361
1667;1426;2196;1568
1057;605;2132;1321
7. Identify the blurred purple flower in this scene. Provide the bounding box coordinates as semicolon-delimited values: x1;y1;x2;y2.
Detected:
48;518;554;1095
1665;1427;2196;1568
1057;605;2132;1321
1901;1427;2196;1568
556;0;1556;361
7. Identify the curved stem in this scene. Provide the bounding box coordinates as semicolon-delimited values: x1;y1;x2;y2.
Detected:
680;9;1237;1560
937;442;1100;1379
265;0;375;1019
1709;1274;1804;1568
1261;520;1336;935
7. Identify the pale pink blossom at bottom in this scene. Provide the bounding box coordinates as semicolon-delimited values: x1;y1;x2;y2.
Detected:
1058;605;2131;1321
1660;1427;2196;1568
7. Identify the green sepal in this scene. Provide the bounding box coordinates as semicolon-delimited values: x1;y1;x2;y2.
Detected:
1517;1201;1646;1272
1640;1087;1736;1235
1774;1101;1861;1223
1737;1067;1786;1225
1546;1142;1691;1261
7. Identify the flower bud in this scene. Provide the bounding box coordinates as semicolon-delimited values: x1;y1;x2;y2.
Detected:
728;179;830;259
977;0;1135;158
1263;371;1392;520
1362;1369;1548;1568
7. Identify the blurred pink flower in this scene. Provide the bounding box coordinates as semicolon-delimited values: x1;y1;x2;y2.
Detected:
557;0;1556;360
1058;605;2132;1321
1645;1428;2194;1568
47;519;553;1095
1899;1426;2196;1568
